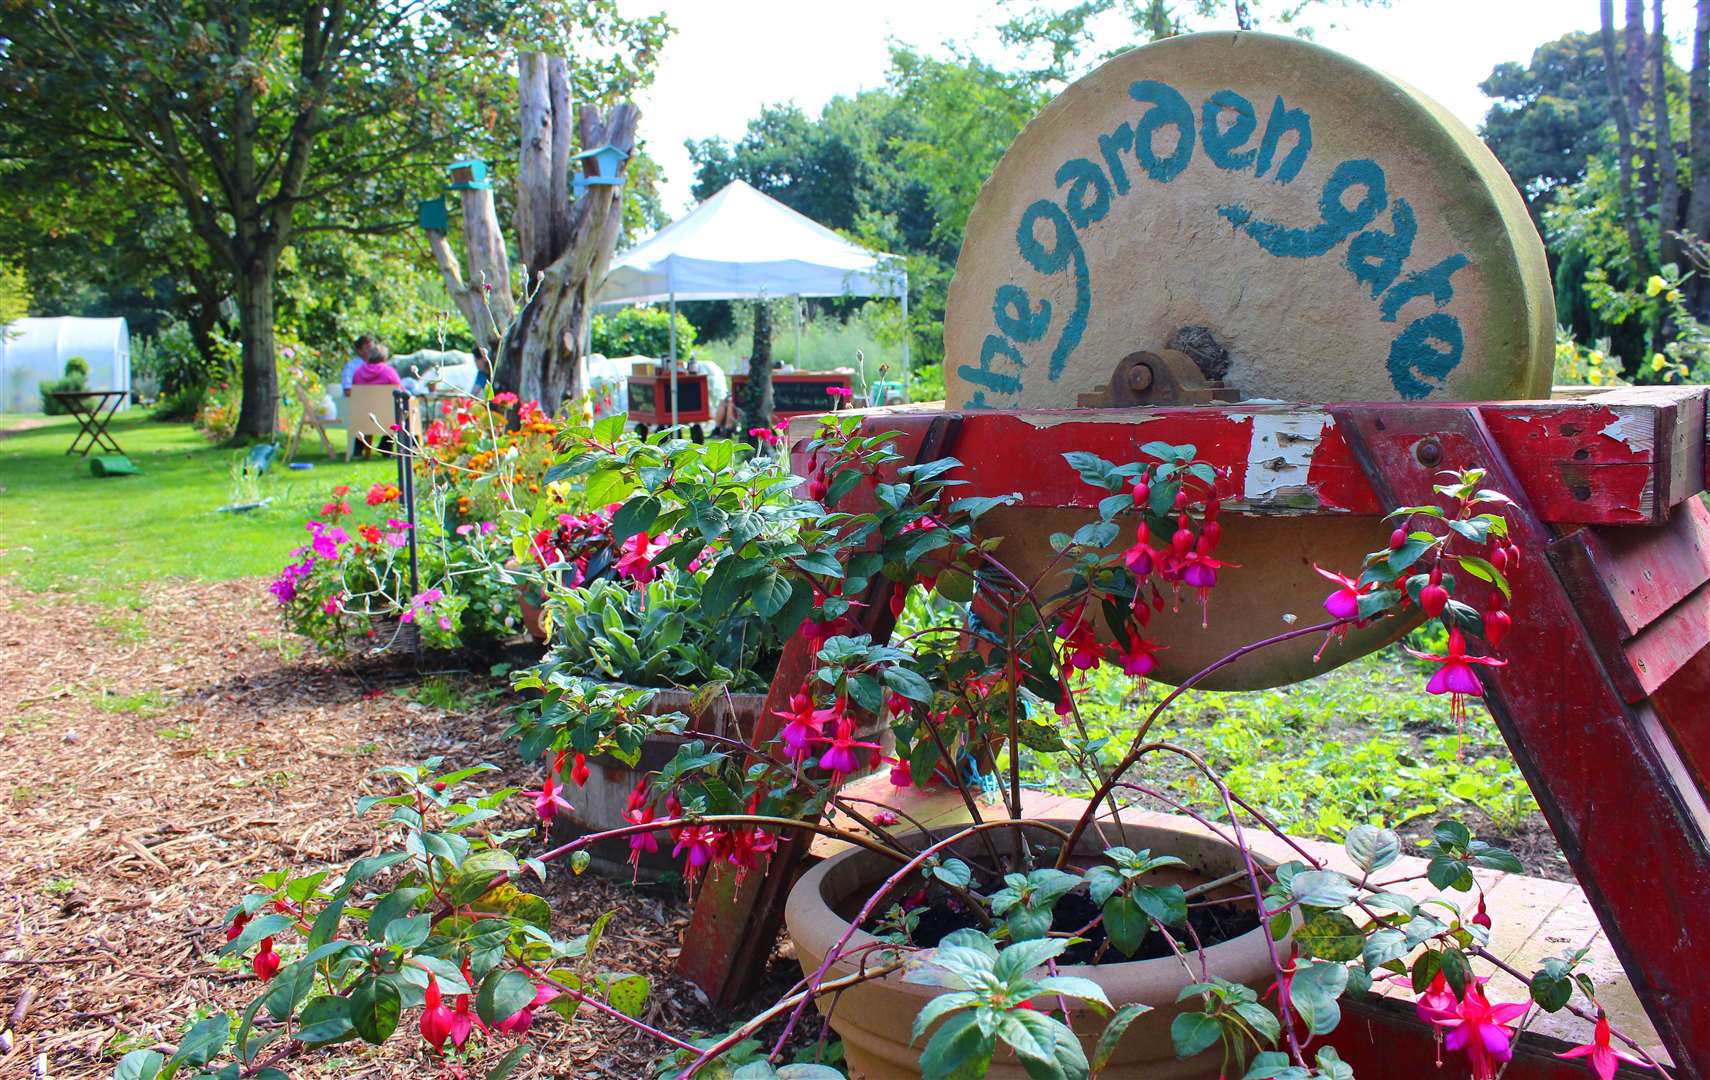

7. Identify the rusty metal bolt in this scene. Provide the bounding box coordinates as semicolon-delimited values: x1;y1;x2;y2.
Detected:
1126;363;1155;393
1415;438;1443;468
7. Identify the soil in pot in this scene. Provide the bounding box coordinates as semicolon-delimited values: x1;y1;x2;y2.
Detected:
900;888;1261;964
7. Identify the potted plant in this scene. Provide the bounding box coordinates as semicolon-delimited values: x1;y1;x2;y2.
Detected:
157;421;1650;1080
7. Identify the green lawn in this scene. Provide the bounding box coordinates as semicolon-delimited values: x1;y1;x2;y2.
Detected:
0;413;394;605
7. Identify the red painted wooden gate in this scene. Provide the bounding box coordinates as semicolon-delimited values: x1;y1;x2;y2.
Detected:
675;387;1710;1079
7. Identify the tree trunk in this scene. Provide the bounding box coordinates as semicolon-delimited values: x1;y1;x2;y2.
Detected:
1603;0;1651;278
233;257;277;440
1688;1;1710;315
739;301;774;434
1654;0;1681;269
1627;0;1656;210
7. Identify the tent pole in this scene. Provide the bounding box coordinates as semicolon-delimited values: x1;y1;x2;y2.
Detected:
668;293;679;428
794;297;802;368
900;278;910;403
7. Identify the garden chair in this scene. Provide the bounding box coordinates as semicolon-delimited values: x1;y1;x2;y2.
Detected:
345;384;419;461
286;377;339;460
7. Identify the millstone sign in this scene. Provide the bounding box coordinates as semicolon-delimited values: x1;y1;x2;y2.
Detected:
944;32;1555;689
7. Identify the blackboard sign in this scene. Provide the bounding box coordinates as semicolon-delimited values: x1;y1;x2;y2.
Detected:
733;372;854;418
627;373;709;425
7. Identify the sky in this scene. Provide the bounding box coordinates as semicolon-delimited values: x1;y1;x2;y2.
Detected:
615;0;1699;217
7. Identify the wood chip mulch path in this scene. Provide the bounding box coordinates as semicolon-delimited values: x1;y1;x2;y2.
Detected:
0;578;800;1079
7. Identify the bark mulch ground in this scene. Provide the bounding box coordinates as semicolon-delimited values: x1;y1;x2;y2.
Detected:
0;578;801;1080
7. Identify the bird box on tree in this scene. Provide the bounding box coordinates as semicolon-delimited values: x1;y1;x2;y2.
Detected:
446;159;490;190
416;197;449;233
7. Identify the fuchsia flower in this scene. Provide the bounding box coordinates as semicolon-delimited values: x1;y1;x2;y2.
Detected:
496;984;560;1034
1114;628;1164;678
251;937;280;981
1414;972;1459;1025
1054;605;1103;671
889;758;914;788
623;781;660;875
1435;982;1528;1080
1122;522;1159;577
673;825;721;882
1404;626;1507;725
421;974;455;1052
814;712;881;784
523;769;573;824
774;692;836;762
613;531;665;584
1556;1014;1647;1080
1315;564;1375;620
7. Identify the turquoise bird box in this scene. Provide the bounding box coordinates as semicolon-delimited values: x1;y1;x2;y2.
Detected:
417;196;449;232
446;159;491;191
571;143;628;196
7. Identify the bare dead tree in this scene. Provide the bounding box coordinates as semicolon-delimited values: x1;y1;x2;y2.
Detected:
425;52;637;408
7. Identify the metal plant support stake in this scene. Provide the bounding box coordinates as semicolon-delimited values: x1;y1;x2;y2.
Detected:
393;389;422;657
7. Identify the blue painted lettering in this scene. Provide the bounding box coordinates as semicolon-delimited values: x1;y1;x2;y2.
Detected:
1016;199;1090;381
1129;80;1196;183
959;333;1028;404
1346;198;1417;297
1056;157;1113;228
1379;253;1469;322
994;285;1052;342
1098;122;1135;195
1218;158;1387;259
1386;312;1463;398
1255;96;1312;183
1201;90;1258;171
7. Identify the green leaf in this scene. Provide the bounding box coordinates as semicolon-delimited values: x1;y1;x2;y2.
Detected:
1530;971;1573;1012
1102;896;1148;957
166;1015;230;1072
1289;960;1349;1035
992;938;1070;984
930;858;972;889
610;495;661;543
262;959;317;1023
1132;884;1187;926
1439;946;1472;996
919;1010;995;1080
1234;1001;1281;1045
476;970;538;1027
1169;1011;1222;1058
1362;927;1410;971
1297;911;1363;962
1470;847;1524;874
1315;1046;1355;1080
292;995;356;1046
912;991;981;1042
305;893;346;950
882;665;934;703
383;913;432;950
1091;1002;1153;1071
366;887;427;942
115;1050;166;1080
350;975;402;1045
219;913;292;957
752;569;794;617
344;850;408;885
606;973;650;1018
1243;1050;1309;1080
1455;554;1511;599
1084;866;1124;907
1343;824;1400;874
483;1043;533;1080
1288;870;1356;909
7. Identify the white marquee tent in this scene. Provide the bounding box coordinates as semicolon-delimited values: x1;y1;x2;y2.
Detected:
0;317;131;414
596;180;908;422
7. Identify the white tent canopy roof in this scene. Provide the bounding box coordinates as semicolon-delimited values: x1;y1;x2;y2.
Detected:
596;180;905;305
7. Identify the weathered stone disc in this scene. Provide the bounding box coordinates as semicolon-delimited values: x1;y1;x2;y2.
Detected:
943;32;1553;688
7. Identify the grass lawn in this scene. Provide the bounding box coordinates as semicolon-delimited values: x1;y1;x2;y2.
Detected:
0;413;394;605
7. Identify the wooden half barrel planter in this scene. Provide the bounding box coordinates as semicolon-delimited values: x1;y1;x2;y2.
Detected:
785;817;1288;1079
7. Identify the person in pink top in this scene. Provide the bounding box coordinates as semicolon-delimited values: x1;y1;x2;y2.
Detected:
350;343;402;387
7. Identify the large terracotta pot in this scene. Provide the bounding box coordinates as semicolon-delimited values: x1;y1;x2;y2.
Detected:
552;686;768;880
785;817;1284;1079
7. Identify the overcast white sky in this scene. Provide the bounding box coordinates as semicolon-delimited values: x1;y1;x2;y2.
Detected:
614;0;1698;216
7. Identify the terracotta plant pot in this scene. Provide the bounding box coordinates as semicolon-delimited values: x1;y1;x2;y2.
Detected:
552;686;768;880
785;817;1285;1079
504;559;548;643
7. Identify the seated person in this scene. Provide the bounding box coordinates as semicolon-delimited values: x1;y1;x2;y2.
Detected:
341;334;375;394
351;343;403;388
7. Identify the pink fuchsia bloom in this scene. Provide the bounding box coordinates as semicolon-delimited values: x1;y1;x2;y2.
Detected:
1315;563;1375;621
496;984;560;1034
1122;522;1159;578
1556;1014;1647;1080
251;937;281;981
1436;982;1528;1080
420;974;455;1052
814;713;881;784
523;769;574;824
1114;627;1164;677
749;426;782;446
889;758;914;788
673;825;722;882
774;692;836;762
1415;972;1459;1025
613;531;665;584
1404;626;1507;725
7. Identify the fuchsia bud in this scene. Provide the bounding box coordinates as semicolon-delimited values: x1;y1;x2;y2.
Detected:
570;753;590;787
1485;609;1511;649
1490;546;1508;573
1132;480;1150;504
806;473;828;501
1421;583;1448;617
1201;519;1221;551
1390;528;1406;550
252;937;281;981
420;974;455;1052
1171;519;1193;556
226;912;249;943
1174;489;1189;510
1472;894;1493;930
